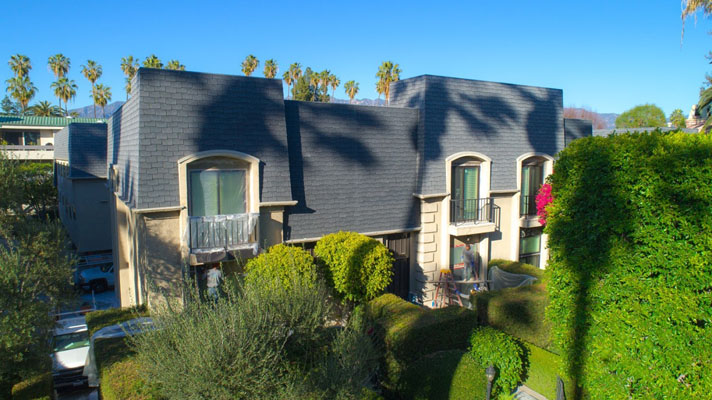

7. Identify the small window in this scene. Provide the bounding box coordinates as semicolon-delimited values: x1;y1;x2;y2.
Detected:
519;228;541;267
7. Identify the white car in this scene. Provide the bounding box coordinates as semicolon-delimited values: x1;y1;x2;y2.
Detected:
51;316;90;390
78;263;115;293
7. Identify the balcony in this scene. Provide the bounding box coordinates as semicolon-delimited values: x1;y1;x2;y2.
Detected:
449;198;499;236
188;213;259;259
519;195;542;228
0;145;54;160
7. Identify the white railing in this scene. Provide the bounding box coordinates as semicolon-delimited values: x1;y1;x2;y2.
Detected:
1;145;54;160
188;213;258;253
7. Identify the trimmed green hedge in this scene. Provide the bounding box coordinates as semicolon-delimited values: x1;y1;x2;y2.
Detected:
315;231;394;302
546;131;712;398
472;260;552;350
245;244;318;289
10;372;51;400
363;294;479;394
85;306;160;400
400;350;487;400
468;326;523;396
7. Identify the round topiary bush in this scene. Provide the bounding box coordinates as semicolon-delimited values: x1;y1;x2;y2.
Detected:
244;244;318;289
314;231;394;302
468;326;524;396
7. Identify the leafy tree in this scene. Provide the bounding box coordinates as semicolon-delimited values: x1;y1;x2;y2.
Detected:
682;0;712;38
120;56;139;100
93;83;112;118
344;80;359;104
47;53;70;79
51;77;77;116
1;96;21;115
5;76;37;114
263;59;278;78
329;73;340;102
28;101;62;117
614;104;666;128
376;61;401;106
241;54;259;76
142;54;163;69
81;60;102;118
317;70;331;101
669;108;687;128
375;79;385;103
0;153;74;396
293;67;316;101
8;54;31;78
165;60;185;71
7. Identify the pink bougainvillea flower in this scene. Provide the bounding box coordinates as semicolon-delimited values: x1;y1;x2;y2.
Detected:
536;183;553;225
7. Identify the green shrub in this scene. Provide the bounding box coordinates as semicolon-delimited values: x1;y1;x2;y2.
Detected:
131;274;378;399
546;131;712;398
315;231;394;302
244;243;318;289
364;294;479;394
10;372;51;400
401;350;487;400
468;326;524;396
521;343;574;400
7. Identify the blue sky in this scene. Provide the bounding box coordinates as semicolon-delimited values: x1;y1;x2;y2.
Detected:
2;1;711;115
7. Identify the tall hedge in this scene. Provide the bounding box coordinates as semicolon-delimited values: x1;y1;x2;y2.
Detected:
314;231;394;302
546;131;712;399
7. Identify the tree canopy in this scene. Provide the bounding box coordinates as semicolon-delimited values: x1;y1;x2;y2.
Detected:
614;104;666;128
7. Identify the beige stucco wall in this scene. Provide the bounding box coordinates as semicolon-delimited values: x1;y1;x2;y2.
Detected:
139;211;183;308
258;206;285;249
414;196;444;304
490;193;518;261
112;195;136;307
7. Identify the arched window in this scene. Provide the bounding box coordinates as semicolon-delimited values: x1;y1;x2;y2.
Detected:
517;154;553;217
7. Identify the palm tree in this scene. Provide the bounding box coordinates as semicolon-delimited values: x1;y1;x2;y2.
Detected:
344;80;359;104
143;55;163;69
94;84;112;118
8;54;31;78
166;60;186;71
241;55;259;76
81;60;102;118
47;54;70;79
376;61;401;106
51;77;77;116
29;101;62;117
329;74;340;102
121;56;139;100
5;76;37;113
375;79;386;103
263;59;278;78
289;63;302;98
282;71;293;98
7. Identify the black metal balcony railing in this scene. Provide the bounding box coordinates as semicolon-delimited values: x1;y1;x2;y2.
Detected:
450;198;498;225
520;194;538;217
189;213;258;253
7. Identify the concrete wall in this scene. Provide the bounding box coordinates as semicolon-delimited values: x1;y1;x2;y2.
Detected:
139;211;183;307
490;193;518;261
414;196;445;303
112;195;136;307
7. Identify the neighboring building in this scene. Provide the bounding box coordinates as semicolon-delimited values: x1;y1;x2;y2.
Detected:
54;123;112;254
102;68;590;307
1;115;103;160
593;126;698;137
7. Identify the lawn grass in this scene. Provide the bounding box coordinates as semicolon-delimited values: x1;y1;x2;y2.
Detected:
400;350;487;400
522;343;574;400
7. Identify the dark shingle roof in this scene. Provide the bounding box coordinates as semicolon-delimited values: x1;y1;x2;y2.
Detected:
284;101;420;241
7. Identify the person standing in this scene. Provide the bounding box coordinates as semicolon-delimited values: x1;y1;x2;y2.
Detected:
205;263;223;301
461;244;479;281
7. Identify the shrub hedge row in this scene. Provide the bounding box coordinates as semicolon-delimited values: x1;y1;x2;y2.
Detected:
10;372;51;400
471;259;552;350
546;131;712;398
468;326;524;396
363;294;479;395
85;306;159;400
315;231;394;302
244;243;318;289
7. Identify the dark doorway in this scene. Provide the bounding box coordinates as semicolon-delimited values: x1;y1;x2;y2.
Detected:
384;233;411;299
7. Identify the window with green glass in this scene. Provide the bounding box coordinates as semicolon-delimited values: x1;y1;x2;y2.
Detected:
452;164;479;220
189;169;246;217
520;162;543;216
519;228;541;268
